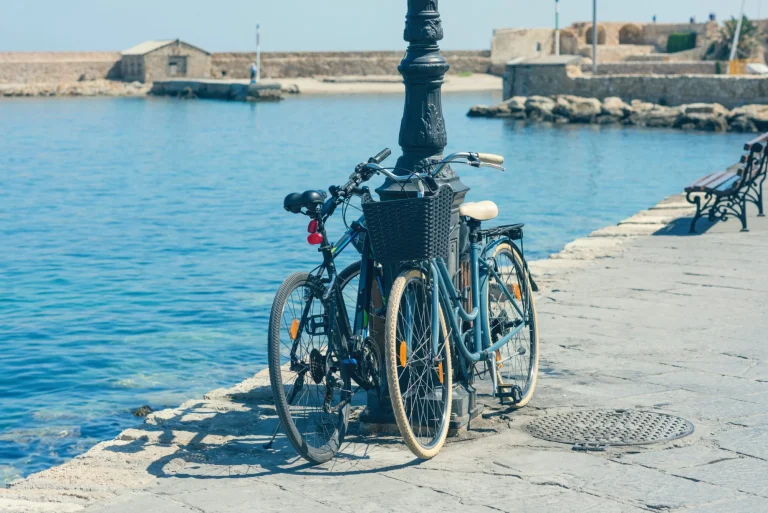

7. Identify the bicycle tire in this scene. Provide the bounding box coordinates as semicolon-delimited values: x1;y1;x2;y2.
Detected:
486;243;539;408
385;268;452;459
268;272;349;464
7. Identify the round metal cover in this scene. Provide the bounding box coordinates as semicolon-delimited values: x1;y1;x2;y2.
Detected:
525;410;694;446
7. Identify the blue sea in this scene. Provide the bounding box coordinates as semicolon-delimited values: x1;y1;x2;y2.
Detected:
0;92;746;483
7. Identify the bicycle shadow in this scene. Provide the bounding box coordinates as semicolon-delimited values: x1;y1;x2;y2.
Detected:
104;388;422;482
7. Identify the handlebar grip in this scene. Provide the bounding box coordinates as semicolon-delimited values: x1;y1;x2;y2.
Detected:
369;148;392;165
477;153;504;165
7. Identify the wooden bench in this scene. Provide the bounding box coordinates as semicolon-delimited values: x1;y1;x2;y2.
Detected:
685;133;767;233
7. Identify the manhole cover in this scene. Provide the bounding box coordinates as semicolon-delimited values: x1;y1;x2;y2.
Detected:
525;410;694;447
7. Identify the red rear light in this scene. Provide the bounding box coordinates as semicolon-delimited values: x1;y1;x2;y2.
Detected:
307;233;323;245
307;220;318;234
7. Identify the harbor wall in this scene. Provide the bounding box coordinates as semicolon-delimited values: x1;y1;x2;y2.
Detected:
504;62;768;108
0;50;492;85
0;52;122;84
210;50;492;79
582;61;718;75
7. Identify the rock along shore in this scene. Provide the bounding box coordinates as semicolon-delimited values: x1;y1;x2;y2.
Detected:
468;95;768;133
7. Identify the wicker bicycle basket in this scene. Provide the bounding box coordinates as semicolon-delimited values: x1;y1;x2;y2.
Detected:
362;186;454;264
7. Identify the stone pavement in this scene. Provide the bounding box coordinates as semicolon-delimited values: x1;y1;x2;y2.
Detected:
3;199;767;513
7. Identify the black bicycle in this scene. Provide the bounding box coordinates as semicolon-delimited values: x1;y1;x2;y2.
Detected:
267;149;394;463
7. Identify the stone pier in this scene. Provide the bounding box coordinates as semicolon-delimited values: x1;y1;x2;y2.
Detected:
2;198;768;512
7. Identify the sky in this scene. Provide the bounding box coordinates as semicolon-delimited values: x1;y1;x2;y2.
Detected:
0;1;762;53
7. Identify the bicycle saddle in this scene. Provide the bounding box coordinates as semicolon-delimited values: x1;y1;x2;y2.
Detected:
460;201;499;221
284;190;327;214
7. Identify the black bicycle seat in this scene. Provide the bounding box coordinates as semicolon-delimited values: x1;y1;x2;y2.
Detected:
284;190;327;214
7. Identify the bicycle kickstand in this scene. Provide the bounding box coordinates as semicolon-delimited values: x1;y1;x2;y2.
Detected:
263;420;282;449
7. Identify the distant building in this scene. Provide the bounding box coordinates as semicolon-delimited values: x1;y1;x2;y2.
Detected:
491;20;720;70
121;40;211;83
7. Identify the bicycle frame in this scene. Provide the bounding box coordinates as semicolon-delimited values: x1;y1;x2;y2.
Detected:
289;215;383;391
429;235;529;366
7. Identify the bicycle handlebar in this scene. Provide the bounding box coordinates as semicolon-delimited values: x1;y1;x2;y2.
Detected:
369;148;392;165
477;153;504;165
324;149;505;218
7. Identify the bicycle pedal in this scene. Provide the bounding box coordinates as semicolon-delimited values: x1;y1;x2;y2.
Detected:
496;384;523;403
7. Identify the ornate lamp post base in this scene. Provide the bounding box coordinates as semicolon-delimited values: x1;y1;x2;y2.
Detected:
362;0;478;433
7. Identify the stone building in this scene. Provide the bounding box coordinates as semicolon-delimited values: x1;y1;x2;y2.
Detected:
491;20;720;70
121;40;211;83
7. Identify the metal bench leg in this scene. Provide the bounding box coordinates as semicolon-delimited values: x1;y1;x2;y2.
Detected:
687;193;703;234
758;176;765;217
739;196;750;232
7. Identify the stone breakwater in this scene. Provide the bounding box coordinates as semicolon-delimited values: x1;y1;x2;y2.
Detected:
0;80;150;98
469;95;768;133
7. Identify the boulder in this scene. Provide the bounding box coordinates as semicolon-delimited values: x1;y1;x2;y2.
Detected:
525;95;555;120
728;105;768;131
554;95;601;123
467;105;496;118
630;105;681;128
680;103;729;117
494;103;524;119
695;116;728;132
729;116;758;133
630;99;655;114
601;97;631;118
596;115;620;125
677;103;729;132
503;96;528;113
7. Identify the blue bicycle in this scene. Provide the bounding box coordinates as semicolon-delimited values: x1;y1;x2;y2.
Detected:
367;153;540;459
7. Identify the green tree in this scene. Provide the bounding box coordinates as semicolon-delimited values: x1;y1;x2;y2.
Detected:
715;16;760;60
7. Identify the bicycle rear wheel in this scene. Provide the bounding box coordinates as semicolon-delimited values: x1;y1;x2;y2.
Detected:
268;272;350;464
385;268;452;459
486;243;539;408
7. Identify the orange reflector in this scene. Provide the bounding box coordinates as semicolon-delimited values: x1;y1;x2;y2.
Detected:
399;341;407;367
437;362;444;384
290;319;300;340
512;284;522;300
495;350;501;362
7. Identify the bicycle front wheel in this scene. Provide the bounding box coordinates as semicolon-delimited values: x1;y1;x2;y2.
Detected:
487;243;539;408
268;272;349;464
385;268;452;459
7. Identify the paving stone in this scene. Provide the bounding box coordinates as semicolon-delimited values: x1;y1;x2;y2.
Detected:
612;445;734;472
642;370;768;399
712;427;768;460
618;388;768;424
685;496;768;513
675;456;768;497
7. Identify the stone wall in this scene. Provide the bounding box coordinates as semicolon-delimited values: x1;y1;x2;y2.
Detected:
504;62;768;108
212;51;491;79
583;61;718;75
577;44;656;61
490;28;555;69
641;21;719;50
0;52;121;84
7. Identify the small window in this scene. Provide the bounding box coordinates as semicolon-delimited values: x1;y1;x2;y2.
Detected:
168;56;188;77
535;42;542;52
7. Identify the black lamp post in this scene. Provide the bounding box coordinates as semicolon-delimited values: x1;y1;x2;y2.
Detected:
364;0;477;430
377;0;469;270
